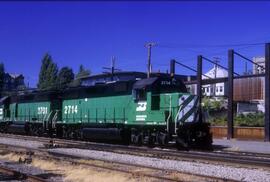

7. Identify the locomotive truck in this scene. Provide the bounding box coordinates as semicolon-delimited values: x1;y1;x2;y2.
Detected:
0;73;212;148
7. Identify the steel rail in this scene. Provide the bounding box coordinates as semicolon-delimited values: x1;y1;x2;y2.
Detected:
2;132;270;162
1;133;270;168
0;165;47;182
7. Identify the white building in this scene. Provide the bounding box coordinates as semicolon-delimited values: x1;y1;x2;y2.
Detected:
202;65;228;97
197;61;265;114
253;57;265;74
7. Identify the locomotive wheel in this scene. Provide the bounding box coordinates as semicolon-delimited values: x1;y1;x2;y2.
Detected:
147;135;155;147
32;125;41;136
157;132;168;146
28;124;33;136
72;129;79;140
0;124;3;132
131;133;136;144
68;129;74;139
78;129;84;140
37;127;44;136
56;126;63;138
176;138;189;150
62;127;68;138
121;129;130;145
131;132;143;146
0;123;6;133
135;134;143;145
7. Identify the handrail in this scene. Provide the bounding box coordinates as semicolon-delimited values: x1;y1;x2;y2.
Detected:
166;94;172;132
174;104;183;133
43;111;53;129
52;110;58;129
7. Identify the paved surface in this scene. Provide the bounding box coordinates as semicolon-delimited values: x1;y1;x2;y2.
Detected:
213;138;270;154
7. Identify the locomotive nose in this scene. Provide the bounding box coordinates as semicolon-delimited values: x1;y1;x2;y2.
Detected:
177;95;199;123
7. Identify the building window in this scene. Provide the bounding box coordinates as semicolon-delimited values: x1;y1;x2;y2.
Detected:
220;86;223;92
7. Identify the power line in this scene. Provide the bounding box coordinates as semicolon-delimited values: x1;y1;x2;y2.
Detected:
157;42;265;49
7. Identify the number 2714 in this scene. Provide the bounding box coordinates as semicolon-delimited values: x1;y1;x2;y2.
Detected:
64;105;78;114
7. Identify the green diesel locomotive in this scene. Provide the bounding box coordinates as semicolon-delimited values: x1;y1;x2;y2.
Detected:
0;73;212;148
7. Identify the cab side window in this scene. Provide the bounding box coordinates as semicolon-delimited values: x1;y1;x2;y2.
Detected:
151;95;160;110
132;89;146;101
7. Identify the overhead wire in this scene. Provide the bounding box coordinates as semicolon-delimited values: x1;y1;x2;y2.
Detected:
157;42;265;49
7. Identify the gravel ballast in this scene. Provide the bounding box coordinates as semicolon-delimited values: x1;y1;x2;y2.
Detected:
0;137;42;149
0;137;269;182
49;148;270;182
213;139;270;154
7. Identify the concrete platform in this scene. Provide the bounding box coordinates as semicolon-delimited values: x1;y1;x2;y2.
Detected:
213;138;270;154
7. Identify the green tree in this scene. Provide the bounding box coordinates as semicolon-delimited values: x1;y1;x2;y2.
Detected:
202;97;211;110
76;65;91;79
69;65;91;87
37;53;58;90
0;63;5;91
57;67;74;89
212;100;221;110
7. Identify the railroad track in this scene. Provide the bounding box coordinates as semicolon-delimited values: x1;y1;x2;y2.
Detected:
0;165;47;182
0;134;240;181
1;133;270;169
0;144;231;182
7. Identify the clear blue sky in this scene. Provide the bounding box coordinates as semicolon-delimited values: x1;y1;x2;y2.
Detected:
0;1;270;87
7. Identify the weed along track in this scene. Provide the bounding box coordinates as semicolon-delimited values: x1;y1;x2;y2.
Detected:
0;161;49;182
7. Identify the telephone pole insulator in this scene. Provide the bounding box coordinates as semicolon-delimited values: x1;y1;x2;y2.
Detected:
145;42;156;78
102;56;121;81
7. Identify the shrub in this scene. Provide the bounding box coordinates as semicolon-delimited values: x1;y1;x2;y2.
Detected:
208;112;264;127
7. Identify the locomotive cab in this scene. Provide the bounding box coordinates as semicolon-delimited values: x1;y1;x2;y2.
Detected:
132;76;212;148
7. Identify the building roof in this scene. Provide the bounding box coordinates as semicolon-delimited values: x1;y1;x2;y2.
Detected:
6;73;24;79
80;71;196;82
253;56;265;63
202;66;228;79
79;71;146;80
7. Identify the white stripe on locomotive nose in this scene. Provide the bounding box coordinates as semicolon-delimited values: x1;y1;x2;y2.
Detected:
178;96;197;122
179;95;190;106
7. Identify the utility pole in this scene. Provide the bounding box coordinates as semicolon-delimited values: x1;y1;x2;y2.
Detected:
102;56;121;81
213;57;220;97
111;56;115;75
145;42;156;78
244;61;248;75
